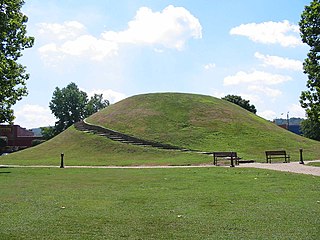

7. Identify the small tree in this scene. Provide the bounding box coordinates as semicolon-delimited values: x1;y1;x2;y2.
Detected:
49;82;88;133
299;0;320;140
0;0;34;123
49;83;109;134
222;95;257;114
40;126;56;140
85;94;109;116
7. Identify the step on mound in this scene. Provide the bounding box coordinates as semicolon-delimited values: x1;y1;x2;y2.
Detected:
74;120;209;153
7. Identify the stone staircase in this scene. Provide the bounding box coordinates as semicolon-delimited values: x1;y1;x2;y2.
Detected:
74;120;211;154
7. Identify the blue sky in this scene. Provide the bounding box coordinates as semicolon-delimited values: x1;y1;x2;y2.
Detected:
14;0;311;128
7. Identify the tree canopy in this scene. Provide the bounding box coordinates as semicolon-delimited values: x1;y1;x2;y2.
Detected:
299;0;320;140
49;82;109;134
85;93;110;117
0;0;34;124
222;95;257;114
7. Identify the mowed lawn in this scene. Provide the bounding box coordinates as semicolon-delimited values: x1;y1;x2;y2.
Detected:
0;167;319;239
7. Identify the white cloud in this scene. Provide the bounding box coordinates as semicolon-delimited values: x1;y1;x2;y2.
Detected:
86;89;127;104
14;104;56;129
248;85;282;98
258;104;306;121
224;70;292;86
204;63;216;70
38;21;86;40
211;89;225;98
102;5;202;50
258;110;277;121
154;48;164;53
61;35;119;60
289;104;306;118
239;93;262;104
255;52;303;71
38;5;202;63
38;34;119;62
230;20;303;47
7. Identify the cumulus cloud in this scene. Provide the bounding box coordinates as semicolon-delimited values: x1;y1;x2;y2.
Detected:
248;85;282;98
38;21;86;40
14;104;56;129
255;52;303;71
102;5;202;50
211;89;226;99
258;104;306;121
204;63;216;70
258;110;277;120
224;70;292;86
86;89;127;104
289;104;306;118
38;5;202;63
38;26;119;62
230;20;302;47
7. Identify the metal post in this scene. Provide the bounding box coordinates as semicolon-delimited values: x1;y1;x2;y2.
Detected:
230;153;235;167
299;149;304;164
60;153;64;168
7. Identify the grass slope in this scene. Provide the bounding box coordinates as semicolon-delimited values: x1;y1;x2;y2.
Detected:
87;93;320;161
1;167;319;239
1;92;320;166
0;126;209;166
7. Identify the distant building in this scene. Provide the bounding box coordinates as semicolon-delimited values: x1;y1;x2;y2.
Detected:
273;118;304;135
0;125;42;148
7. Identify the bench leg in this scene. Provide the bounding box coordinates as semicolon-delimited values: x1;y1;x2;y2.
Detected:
230;157;235;167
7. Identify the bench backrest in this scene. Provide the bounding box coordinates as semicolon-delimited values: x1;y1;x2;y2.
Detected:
265;150;287;156
213;152;237;158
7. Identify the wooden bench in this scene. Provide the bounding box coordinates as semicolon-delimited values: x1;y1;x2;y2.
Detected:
213;152;241;167
265;150;290;163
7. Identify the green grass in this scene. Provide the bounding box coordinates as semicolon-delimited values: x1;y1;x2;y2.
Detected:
308;162;320;167
0;127;210;166
0;167;319;239
1;92;320;166
88;93;320;161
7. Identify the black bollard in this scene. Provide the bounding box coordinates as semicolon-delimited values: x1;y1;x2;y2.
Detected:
60;153;64;168
230;154;235;167
299;149;304;164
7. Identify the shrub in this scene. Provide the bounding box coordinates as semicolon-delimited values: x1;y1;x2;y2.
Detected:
32;139;46;147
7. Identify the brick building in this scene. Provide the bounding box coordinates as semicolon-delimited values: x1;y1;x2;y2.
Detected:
0;125;42;148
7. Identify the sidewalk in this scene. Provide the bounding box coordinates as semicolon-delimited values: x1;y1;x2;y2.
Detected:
1;160;320;176
238;160;320;176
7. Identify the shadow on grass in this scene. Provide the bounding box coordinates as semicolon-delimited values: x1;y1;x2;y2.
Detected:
0;166;11;174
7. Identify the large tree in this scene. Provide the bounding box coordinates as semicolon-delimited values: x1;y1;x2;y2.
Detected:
50;83;88;133
49;82;109;134
299;0;320;140
0;0;34;124
222;95;257;114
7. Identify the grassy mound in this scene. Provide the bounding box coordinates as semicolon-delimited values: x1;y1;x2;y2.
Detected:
1;92;320;165
87;93;320;161
0;126;209;166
